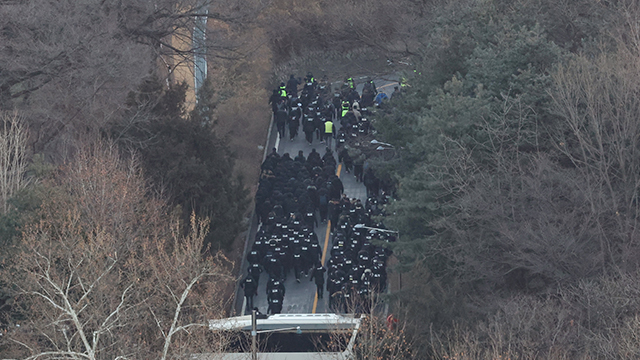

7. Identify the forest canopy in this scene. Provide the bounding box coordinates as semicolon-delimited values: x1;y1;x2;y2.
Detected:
368;1;640;358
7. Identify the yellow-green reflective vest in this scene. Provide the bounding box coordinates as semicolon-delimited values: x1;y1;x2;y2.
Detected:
341;102;350;117
279;87;287;97
324;121;333;134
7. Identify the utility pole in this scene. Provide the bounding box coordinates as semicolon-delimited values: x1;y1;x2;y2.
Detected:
251;309;257;360
249;310;300;360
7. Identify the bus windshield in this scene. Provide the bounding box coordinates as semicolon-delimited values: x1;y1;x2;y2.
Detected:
220;330;352;353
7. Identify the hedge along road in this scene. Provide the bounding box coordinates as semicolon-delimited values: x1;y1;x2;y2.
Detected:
233;76;399;316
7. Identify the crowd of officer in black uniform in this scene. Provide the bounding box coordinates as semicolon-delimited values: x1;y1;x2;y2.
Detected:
241;73;392;315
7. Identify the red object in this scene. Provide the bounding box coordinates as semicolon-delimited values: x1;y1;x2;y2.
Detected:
386;314;398;330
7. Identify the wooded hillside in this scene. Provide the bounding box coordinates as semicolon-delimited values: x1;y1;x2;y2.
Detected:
2;0;640;358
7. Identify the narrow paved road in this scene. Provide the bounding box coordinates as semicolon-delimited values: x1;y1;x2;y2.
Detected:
234;77;397;315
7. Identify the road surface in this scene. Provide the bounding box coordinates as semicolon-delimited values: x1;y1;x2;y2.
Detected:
234;77;398;315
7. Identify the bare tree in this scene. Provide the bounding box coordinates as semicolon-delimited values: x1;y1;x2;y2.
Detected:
320;312;414;359
428;295;579;360
427;272;640;359
550;5;640;273
143;214;234;360
1;141;233;360
0;0;264;160
0;111;29;215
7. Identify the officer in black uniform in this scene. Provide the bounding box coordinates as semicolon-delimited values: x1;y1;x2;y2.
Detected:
268;297;283;314
275;101;288;139
286;74;301;96
241;274;258;313
303;114;315;145
248;263;262;284
289;102;302;140
310;263;327;299
269;89;280;115
267;281;285;314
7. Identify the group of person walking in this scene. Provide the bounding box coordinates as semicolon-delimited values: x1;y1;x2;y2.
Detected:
324;194;392;313
242;144;342;314
241;73;391;315
268;73;383;150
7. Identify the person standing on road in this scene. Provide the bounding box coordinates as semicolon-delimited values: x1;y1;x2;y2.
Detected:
278;82;288;99
286;74;300;97
391;86;402;101
332;92;342;120
346;77;355;90
374;91;388;107
323;119;335;148
304;205;318;229
314;113;324;141
306;182;319;210
266;255;284;281
269;89;280;115
292;245;303;283
322;148;337;170
303;115;315;145
268;298;283;314
288;113;300;140
363;168;379;198
318;187;329;223
328;198;341;233
307;148;322;168
339;147;353;173
289;102;302;140
330;287;344;313
310;263;327;299
340;100;350;119
361;79;377;107
275;101;288;139
353;154;365;182
248;263;262;285
328;174;344;199
247;249;261;266
241;274;258;313
305;72;315;84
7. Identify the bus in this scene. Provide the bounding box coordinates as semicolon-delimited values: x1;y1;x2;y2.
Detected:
196;313;362;360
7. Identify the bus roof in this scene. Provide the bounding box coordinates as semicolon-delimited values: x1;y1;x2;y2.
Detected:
208;313;361;332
